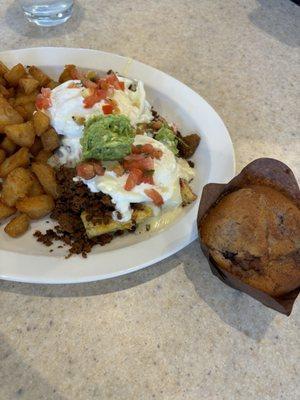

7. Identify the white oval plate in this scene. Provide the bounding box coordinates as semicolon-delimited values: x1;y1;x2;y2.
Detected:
0;47;235;284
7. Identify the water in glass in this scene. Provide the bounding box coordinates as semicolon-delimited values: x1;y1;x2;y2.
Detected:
20;0;73;27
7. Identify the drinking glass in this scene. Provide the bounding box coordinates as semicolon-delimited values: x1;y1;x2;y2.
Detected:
19;0;73;27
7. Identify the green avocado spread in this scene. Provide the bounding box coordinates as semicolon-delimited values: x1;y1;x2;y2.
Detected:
80;114;134;161
155;125;179;155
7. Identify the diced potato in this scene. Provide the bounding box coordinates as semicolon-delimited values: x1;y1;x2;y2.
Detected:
1;137;17;155
4;213;30;237
2;167;33;206
0;85;10;98
180;179;197;206
4;63;26;87
46;80;60;89
59;64;76;83
33;110;50;135
28;66;50;86
35;149;52;163
81;206;153;238
14;105;28;120
0;61;9;77
19;77;40;95
4;121;35;147
30;136;43;156
0;201;16;220
16;195;54;219
0;147;30;178
14;92;38;106
0;148;5;164
41;128;60;151
0;96;23;131
28;173;44;196
22;102;36;120
31;162;59;199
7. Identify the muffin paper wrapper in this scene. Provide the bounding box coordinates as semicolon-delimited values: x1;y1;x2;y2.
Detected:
197;158;300;315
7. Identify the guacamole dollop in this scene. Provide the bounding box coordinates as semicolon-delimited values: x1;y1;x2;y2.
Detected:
80;114;134;161
155;125;179;155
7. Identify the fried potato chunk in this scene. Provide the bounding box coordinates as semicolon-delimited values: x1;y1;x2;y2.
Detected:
4;213;30;237
0;97;23;131
4;63;26;87
0;148;6;164
4;121;35;147
0;61;9;77
33;110;50;136
0;147;30;178
28;66;50;87
28;174;44;196
34;149;52;164
41;128;60;151
81;206;153;238
31;162;59;199
19;77;40;95
180;179;197;206
0;201;16;220
30;136;43;156
2;167;33;207
16;195;54;219
14;92;38;106
1;137;17;155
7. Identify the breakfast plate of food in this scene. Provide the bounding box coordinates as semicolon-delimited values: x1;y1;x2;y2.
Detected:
0;47;235;283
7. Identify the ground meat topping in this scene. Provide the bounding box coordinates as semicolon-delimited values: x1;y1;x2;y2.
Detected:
34;166;115;258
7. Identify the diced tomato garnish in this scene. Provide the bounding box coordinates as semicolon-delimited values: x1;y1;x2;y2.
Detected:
123;156;154;172
67;82;80;88
92;162;105;176
81;79;97;89
102;103;114;114
83;88;107;108
97;73;124;91
124;168;143;191
76;163;96;180
36;87;52;109
131;144;163;159
141;174;154;185
144;189;164;206
151;148;163;159
41;87;51;98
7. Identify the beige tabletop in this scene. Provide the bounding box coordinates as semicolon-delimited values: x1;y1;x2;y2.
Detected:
0;1;299;399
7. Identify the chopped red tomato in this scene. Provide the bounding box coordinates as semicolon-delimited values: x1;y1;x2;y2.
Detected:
92;162;105;176
76;163;96;180
144;189;164;206
123;156;154;172
97;73;124;91
102;103;114;114
124;168;143;191
131;144;163;159
83;88;107;108
81;79;97;89
67;82;80;88
141;174;154;185
41;87;51;98
35;88;52;110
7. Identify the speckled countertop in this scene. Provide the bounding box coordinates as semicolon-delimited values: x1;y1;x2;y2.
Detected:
0;1;299;399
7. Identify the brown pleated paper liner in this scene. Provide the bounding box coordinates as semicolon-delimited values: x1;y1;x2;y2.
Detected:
197;158;300;315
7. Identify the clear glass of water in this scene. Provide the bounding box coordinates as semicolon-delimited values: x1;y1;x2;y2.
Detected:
19;0;73;27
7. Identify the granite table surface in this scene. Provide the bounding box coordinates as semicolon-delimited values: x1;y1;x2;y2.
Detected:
0;1;299;399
